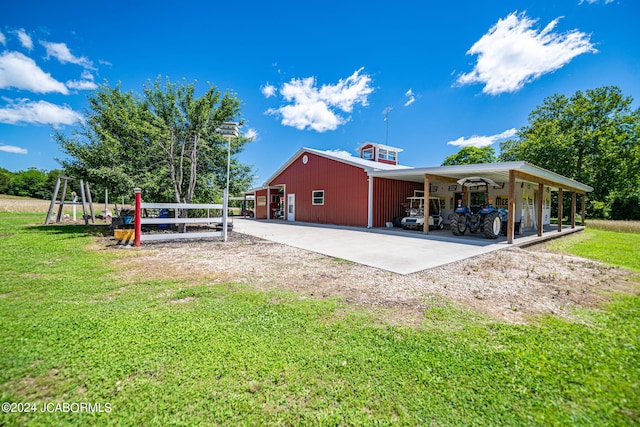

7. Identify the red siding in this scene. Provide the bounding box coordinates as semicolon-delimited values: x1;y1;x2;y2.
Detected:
377;158;396;165
373;178;423;227
270;152;369;226
254;189;268;219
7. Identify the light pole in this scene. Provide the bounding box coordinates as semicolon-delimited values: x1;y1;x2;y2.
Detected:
217;122;239;242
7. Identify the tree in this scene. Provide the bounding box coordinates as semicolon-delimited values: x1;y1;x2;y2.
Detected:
442;146;497;166
9;168;48;198
56;77;254;204
0;168;11;194
500;86;640;217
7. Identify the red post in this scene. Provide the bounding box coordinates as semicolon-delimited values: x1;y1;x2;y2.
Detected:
134;188;141;247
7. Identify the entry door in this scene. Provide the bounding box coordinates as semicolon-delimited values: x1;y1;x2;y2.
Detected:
287;194;295;221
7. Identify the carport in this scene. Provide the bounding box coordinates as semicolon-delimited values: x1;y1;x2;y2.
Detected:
368;161;593;243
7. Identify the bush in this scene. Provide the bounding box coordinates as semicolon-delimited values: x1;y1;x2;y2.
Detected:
587;199;610;219
608;191;640;220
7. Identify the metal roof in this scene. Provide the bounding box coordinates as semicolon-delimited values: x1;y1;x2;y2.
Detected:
368;161;593;193
260;147;411;187
255;147;593;193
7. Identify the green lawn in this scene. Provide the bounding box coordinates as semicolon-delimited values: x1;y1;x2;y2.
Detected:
546;228;640;272
1;213;639;426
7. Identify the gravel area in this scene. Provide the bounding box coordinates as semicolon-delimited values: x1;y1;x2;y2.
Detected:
109;232;639;325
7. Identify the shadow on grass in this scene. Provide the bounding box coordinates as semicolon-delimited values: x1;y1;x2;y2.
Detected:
26;223;111;238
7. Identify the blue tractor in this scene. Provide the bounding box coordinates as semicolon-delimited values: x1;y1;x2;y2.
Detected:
450;177;507;239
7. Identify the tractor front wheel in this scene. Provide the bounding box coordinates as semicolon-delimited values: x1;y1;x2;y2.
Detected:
451;213;467;236
483;211;501;239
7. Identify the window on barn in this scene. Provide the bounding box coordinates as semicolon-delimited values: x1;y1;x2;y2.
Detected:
312;190;325;205
362;148;374;160
378;149;397;161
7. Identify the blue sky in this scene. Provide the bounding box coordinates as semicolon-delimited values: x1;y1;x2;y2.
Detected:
1;0;638;187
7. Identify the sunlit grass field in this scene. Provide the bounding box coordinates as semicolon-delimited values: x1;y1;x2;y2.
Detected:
0;210;638;426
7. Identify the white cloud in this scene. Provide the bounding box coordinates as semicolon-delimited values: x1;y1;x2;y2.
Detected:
0;51;68;94
0;98;83;127
0;144;28;155
245;128;258;141
0;32;6;46
579;0;613;4
457;12;596;95
40;41;94;69
66;79;98;90
404;88;415;107
66;70;98;90
15;29;33;50
261;83;276;98
447;128;517;147
266;68;374;132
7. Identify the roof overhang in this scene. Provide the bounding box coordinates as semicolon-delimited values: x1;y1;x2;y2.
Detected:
368;161;593;193
245;185;283;194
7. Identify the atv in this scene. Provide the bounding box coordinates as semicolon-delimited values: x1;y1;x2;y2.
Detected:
450;177;507;239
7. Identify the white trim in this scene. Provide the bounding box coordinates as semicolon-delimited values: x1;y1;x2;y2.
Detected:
287;193;295;221
367;176;373;228
311;189;325;205
140;203;222;209
140;231;222;241
140;217;222;225
378;148;397;162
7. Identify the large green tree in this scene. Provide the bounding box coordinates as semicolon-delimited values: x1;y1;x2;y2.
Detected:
500;86;640;216
56;77;254;204
441;146;497;166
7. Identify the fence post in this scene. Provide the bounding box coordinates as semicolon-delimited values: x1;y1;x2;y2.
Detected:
134;188;142;247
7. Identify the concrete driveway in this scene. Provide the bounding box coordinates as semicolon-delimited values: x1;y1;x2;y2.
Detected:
232;219;511;275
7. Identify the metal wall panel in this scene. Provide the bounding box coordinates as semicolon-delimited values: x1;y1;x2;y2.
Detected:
254;189;268;219
373;178;423;227
270;152;369;226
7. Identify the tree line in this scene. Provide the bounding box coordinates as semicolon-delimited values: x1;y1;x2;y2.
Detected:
3;82;638;220
0;168;62;200
442;86;640;220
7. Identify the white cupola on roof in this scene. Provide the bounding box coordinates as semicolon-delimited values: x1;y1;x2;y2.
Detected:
355;142;403;165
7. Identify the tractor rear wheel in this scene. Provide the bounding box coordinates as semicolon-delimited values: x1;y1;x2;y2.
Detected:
483;211;501;239
451;213;466;236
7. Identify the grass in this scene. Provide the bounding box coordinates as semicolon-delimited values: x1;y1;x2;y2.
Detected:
1;212;639;425
0;195;52;213
546;228;640;272
586;219;640;234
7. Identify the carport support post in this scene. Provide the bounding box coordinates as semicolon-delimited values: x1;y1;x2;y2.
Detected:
571;192;577;229
558;188;564;233
507;170;516;244
134;188;141;247
581;193;586;226
267;187;271;220
537;183;544;237
423;174;430;235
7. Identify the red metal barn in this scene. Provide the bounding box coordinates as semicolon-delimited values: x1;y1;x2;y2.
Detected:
246;143;594;244
249;144;420;227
